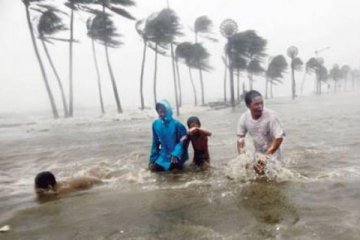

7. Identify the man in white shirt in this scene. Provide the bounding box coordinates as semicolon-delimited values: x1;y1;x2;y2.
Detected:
237;90;285;175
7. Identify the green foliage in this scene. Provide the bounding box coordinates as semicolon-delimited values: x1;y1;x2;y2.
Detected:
266;55;288;82
305;57;319;74
247;59;264;75
175;42;211;71
291;57;303;71
87;12;122;47
329;64;342;81
226;30;267;73
341;65;351;78
145;9;182;48
194;16;212;33
38;10;67;39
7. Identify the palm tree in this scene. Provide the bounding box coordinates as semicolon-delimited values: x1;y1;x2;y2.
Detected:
287;46;299;99
86;10;106;114
301;57;318;95
37;7;69;117
231;55;247;101
341;65;351;91
265;55;288;99
65;0;135;116
135;19;148;110
226;30;267;106
350;69;360;89
22;0;59;119
87;11;123;113
247;59;265;90
290;56;303;97
308;58;327;95
176;42;198;106
89;0;136;114
244;31;267;91
329;64;342;93
193;16;216;105
146;9;182;114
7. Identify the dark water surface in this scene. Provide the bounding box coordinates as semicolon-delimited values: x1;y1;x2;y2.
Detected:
1;92;360;239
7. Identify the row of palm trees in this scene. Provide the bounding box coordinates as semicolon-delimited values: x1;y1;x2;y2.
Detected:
22;0;360;119
22;0;135;119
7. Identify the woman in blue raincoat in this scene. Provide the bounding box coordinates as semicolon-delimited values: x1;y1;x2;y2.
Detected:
149;100;189;171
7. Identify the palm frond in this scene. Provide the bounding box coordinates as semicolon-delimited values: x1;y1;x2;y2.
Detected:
110;6;136;20
194;15;212;33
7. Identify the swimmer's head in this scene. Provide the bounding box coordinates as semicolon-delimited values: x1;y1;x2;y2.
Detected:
34;171;57;193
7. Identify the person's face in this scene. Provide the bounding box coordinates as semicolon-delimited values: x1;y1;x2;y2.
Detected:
249;96;264;119
157;108;166;119
189;122;200;128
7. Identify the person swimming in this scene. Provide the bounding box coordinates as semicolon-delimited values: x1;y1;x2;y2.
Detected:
34;171;101;197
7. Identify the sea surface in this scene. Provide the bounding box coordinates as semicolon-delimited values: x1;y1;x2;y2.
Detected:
1;91;360;240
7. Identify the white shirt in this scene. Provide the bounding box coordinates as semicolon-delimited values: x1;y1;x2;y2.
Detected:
237;108;285;159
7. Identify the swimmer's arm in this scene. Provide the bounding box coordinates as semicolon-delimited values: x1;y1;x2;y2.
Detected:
237;135;246;154
57;177;102;194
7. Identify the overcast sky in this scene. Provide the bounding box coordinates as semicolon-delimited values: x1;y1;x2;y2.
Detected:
0;0;359;115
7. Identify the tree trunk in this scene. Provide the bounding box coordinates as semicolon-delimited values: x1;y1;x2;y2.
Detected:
105;43;122;113
24;4;58;119
229;57;235;107
139;41;147;110
175;58;182;107
223;58;227;103
248;74;253;91
198;67;205;106
91;40;105;114
265;76;269;99
291;62;296;99
300;72;307;95
170;44;180;116
41;39;68;117
68;7;74;117
153;43;158;105
237;70;240;102
188;67;197;106
270;82;273;98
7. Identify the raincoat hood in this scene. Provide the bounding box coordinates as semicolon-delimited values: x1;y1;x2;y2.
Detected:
156;99;173;122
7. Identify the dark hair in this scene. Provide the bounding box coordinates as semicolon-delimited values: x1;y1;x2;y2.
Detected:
155;103;165;112
35;171;57;189
244;90;262;107
187;116;201;128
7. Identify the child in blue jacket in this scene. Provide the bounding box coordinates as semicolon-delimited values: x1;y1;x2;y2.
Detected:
149;100;189;171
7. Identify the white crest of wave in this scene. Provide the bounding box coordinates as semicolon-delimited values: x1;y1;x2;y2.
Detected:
225;154;309;183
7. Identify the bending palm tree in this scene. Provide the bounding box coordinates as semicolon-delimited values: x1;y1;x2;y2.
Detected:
146;9;182;114
176;42;198;106
194;16;216;105
22;0;59;119
135;19;148;110
86;12;105;114
37;7;69;117
265;55;288;99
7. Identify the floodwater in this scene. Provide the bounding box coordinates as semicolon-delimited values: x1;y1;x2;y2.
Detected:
1;91;360;240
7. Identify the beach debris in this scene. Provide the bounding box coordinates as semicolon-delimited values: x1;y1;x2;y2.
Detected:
0;225;10;232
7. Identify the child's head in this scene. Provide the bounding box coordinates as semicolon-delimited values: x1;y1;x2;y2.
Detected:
35;171;57;191
187;116;201;128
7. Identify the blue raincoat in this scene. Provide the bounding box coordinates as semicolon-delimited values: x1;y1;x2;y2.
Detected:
149;100;189;171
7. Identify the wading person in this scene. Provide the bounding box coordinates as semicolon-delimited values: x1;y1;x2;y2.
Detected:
236;90;285;175
183;116;212;169
148;99;189;171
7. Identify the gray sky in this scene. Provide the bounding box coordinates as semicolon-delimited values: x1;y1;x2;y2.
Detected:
0;0;359;114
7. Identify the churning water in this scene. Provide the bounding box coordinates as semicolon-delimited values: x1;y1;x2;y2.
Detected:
1;91;360;239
